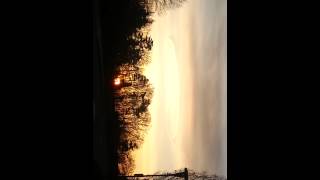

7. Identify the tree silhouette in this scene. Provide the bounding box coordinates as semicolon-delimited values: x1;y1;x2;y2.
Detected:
103;0;187;176
96;0;190;177
116;30;153;66
127;31;153;65
114;62;153;175
118;152;135;175
141;0;188;14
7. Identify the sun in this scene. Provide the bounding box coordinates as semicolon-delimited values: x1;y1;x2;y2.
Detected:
114;78;121;85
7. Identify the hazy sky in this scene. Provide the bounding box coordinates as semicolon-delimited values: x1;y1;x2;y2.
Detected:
133;0;227;177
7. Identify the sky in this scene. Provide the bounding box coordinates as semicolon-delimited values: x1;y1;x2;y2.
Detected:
133;0;227;177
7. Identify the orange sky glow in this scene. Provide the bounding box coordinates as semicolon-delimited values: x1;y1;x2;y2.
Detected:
133;0;227;177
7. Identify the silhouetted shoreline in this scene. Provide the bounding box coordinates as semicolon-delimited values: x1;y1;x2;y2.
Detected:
93;0;188;179
94;0;153;179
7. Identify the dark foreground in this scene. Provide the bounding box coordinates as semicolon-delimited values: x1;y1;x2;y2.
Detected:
93;0;145;179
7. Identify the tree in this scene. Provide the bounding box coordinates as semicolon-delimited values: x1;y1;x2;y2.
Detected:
115;63;153;174
143;0;186;14
126;31;153;65
118;152;135;175
110;1;156;174
116;30;153;66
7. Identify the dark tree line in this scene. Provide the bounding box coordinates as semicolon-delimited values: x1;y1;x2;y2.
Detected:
137;0;188;14
114;63;153;175
111;5;154;172
118;32;153;66
97;0;188;177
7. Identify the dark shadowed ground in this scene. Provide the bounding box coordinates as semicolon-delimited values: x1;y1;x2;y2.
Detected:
93;0;146;179
93;0;118;179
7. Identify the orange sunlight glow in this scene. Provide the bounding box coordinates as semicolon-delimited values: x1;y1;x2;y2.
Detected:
132;9;194;174
130;0;227;176
114;78;121;85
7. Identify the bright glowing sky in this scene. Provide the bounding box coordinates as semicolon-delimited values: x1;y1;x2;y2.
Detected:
133;0;227;177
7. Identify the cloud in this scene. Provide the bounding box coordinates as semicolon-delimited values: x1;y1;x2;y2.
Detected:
134;0;227;177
